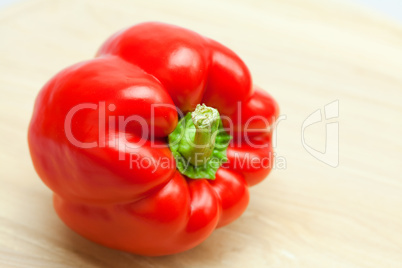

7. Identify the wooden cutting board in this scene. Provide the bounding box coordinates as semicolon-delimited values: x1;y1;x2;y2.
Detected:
0;0;401;267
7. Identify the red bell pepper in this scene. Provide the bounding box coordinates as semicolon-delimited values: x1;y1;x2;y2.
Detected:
28;22;279;256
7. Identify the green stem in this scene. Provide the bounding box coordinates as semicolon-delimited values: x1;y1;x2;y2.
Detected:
186;104;220;166
168;104;231;179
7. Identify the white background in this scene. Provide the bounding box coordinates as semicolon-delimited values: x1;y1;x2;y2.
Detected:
0;0;401;24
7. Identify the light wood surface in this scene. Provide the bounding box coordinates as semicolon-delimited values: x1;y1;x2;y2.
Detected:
1;0;402;267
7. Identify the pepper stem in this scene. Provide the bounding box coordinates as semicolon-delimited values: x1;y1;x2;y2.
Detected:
168;103;231;179
186;104;220;166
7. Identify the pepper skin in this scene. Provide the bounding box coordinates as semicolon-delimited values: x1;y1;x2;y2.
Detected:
28;22;279;256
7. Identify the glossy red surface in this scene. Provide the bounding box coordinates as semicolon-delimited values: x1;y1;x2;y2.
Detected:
28;22;279;256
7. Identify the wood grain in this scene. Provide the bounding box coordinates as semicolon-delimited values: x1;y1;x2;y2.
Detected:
0;0;401;267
